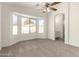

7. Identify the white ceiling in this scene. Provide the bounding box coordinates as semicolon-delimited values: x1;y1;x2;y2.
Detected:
2;2;53;10
17;2;46;7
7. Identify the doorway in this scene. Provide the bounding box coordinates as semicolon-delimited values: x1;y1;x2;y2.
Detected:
54;13;64;41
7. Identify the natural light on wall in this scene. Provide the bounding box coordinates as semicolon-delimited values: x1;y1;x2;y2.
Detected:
12;15;18;35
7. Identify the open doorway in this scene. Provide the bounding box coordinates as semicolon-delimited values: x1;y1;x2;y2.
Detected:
54;13;64;41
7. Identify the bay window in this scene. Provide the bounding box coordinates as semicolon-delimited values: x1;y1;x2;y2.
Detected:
12;13;45;35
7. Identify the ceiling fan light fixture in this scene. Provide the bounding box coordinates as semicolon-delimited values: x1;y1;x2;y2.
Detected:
42;8;51;13
47;8;51;12
42;8;47;13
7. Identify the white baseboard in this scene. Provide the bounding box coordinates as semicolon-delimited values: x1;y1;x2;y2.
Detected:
64;41;79;47
2;38;33;48
48;37;55;40
69;41;79;47
2;38;79;48
64;41;69;44
2;38;47;48
2;40;19;48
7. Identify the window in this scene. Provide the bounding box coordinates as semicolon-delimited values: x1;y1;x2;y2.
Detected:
12;15;18;35
12;13;45;35
21;17;29;34
30;19;36;33
38;20;44;33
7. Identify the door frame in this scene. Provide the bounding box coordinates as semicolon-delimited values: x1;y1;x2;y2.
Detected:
54;13;65;41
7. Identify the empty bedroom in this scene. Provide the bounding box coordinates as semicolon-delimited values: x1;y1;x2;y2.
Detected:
0;2;79;57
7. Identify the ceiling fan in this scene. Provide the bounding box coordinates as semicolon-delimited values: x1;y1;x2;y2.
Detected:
36;2;61;13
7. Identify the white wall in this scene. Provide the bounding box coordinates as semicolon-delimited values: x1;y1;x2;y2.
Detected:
48;3;69;43
1;3;48;47
0;4;1;50
48;12;55;40
69;3;79;47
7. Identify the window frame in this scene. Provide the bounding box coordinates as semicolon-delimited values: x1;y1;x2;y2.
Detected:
12;12;45;35
29;18;37;33
21;16;30;34
38;19;45;33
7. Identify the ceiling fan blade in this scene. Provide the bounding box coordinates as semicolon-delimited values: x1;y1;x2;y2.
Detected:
49;7;57;11
51;2;61;6
45;3;50;7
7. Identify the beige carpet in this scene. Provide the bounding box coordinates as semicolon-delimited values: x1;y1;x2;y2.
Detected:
0;39;79;57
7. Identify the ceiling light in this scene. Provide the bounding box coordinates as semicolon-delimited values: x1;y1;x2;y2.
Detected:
47;8;51;12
